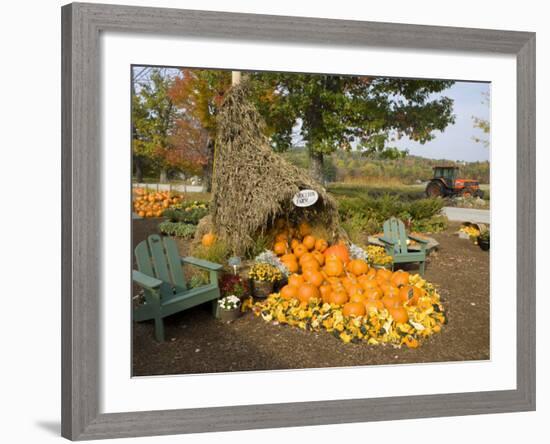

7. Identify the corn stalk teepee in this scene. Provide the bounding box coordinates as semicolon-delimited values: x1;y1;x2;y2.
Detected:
195;78;342;255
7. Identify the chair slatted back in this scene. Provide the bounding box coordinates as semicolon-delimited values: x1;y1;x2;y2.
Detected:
383;217;408;254
135;235;187;298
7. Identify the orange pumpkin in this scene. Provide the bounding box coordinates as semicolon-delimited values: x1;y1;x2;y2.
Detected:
302;235;316;250
280;253;297;263
290;238;301;250
301;260;320;273
303;269;324;287
319;284;333;303
389;306;409;323
329;290;349;305
341;275;358;291
383;285;400;298
314;238;328;253
273;241;288;256
288;274;304;288
280;285;298;300
346;284;364;298
282;259;298;273
324;243;350;264
376;268;392;282
311;250;325;266
343;302;366;317
359;276;378;290
391;270;410;288
349;292;366;303
364;287;383;300
293;243;308;258
324;256;344;277
201;233;216;247
363;299;385;312
275;232;289;243
382;294;402;309
298;252;316;266
298;221;312;237
348;259;369;276
297;283;320;304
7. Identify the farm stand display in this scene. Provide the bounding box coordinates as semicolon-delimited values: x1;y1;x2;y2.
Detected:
244;223;445;348
194;82;343;256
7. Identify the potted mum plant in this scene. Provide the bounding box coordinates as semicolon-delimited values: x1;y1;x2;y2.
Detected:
248;263;283;299
477;229;490;251
216;295;242;322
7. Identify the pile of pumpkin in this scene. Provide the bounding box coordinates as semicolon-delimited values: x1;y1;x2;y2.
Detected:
132;188;183;218
251;221;446;347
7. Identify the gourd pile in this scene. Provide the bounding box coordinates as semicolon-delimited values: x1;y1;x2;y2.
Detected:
250;220;446;347
132;188;184;218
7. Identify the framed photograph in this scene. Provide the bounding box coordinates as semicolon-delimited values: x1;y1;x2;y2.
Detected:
61;2;535;440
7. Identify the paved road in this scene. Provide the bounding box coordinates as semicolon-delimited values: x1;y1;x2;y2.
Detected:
442;207;490;224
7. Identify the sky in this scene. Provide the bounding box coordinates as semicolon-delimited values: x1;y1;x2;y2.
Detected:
132;66;491;162
393;81;490;162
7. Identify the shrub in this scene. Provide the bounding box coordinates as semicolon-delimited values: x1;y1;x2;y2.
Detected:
407;198;445;221
244;233;272;260
191;240;230;265
336;193;444;235
411;215;448;233
158;221;197;238
188;271;209;288
162;206;209;225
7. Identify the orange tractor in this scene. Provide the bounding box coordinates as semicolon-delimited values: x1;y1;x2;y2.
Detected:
425;166;484;198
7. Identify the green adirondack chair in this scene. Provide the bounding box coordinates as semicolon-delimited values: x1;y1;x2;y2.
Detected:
379;217;429;275
133;234;223;342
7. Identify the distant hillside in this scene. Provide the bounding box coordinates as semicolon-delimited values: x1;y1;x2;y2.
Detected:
280;149;490;184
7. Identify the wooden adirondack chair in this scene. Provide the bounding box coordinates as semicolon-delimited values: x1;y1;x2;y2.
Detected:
133;234;223;342
379;217;429;275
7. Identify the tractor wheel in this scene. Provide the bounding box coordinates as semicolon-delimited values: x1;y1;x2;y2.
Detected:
425;181;444;198
474;189;485;199
461;187;475;198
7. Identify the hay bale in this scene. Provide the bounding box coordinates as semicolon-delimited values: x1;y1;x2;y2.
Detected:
199;81;341;256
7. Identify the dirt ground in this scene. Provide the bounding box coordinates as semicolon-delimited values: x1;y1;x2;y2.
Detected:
132;219;489;376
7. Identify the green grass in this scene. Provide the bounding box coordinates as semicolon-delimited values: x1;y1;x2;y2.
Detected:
328;182;426;201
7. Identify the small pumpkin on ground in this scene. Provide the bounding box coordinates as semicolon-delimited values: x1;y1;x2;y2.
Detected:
302;235;316;250
343;302;366;317
391;270;410;288
297;283;320;305
324;243;350;264
273;241;288;256
348;259;369;276
201;232;216;247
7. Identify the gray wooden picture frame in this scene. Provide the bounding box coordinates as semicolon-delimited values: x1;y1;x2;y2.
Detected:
61;2;536;440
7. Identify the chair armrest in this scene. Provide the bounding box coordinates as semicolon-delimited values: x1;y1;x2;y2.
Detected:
182;256;223;271
408;234;429;244
132;270;162;290
378;236;396;245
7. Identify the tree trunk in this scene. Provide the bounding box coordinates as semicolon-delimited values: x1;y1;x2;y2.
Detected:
159;168;168;184
203;139;215;192
134;157;143;183
309;150;325;184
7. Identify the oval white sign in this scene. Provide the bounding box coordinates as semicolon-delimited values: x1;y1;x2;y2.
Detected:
292;189;319;207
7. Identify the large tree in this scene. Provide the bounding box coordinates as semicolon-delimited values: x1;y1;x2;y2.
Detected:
472;91;490;148
169;70;231;191
250;73;456;183
132;68;182;183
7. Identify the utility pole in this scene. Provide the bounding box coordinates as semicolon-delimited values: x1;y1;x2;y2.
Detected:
232;71;241;85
